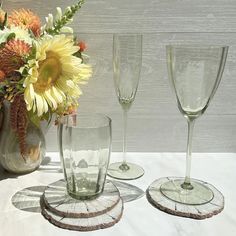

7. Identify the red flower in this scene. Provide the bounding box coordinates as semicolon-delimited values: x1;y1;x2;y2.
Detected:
78;41;86;52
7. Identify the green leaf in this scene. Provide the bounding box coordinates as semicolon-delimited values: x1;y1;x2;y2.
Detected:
2;12;7;27
26;43;37;61
73;50;82;58
0;5;7;29
28;110;41;128
6;32;16;41
0;31;9;44
43;109;53;124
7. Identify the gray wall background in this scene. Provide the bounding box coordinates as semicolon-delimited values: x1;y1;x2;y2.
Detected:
5;0;236;152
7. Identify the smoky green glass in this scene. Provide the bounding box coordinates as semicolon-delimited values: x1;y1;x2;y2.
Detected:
58;113;112;200
108;34;144;180
160;45;228;205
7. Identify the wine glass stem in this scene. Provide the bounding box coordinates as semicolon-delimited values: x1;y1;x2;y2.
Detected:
119;109;129;171
182;119;195;190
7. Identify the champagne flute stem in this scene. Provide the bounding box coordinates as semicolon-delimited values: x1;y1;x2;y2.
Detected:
119;108;129;171
181;119;195;190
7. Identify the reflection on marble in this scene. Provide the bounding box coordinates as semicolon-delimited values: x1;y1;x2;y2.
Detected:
112;180;145;202
0;165;18;181
11;186;47;213
38;156;62;173
11;180;144;215
2;153;236;236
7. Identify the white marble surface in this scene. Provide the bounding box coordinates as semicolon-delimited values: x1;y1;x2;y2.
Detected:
0;152;236;236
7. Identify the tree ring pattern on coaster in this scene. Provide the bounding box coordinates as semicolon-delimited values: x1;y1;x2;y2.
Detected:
42;179;121;218
146;177;224;220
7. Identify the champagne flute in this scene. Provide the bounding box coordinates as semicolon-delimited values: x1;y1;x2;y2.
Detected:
108;34;144;180
159;45;228;205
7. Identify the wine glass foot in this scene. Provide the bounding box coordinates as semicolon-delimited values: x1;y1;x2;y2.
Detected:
160;178;214;205
146;177;224;219
107;162;144;180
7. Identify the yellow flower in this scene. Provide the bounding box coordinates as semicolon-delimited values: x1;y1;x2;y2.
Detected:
23;34;92;116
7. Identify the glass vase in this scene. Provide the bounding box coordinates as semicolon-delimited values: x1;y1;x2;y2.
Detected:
0;102;46;174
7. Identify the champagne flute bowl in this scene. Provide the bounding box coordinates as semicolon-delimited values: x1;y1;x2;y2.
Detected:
108;34;144;180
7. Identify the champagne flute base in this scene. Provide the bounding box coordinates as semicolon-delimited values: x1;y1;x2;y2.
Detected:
107;162;144;180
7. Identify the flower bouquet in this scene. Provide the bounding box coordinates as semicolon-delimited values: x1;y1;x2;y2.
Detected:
0;0;91;173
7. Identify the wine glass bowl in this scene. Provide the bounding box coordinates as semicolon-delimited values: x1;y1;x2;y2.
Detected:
167;45;228;121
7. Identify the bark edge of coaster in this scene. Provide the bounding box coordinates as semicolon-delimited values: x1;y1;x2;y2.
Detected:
146;177;224;220
41;197;123;231
41;180;123;231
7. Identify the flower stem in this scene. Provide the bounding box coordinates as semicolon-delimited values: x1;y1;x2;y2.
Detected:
46;0;85;35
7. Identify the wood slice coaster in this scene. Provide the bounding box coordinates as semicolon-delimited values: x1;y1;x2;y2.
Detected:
41;180;123;231
146;177;224;220
42;179;121;218
41;198;123;231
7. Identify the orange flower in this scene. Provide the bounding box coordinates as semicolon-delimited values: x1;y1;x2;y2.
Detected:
8;9;41;37
0;70;5;81
67;105;77;114
0;39;31;75
78;41;86;52
0;8;5;25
